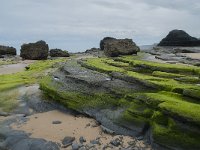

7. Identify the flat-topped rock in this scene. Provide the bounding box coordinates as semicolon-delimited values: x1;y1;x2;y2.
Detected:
20;40;49;60
0;45;16;56
50;49;69;57
100;37;140;57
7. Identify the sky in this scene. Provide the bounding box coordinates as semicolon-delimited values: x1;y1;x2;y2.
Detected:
0;0;200;53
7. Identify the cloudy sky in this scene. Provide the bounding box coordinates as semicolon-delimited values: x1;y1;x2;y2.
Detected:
0;0;200;52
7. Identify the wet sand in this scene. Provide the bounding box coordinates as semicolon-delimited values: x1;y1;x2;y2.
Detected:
11;110;150;149
0;60;35;75
181;53;200;60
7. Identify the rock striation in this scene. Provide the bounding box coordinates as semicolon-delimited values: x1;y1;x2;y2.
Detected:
50;49;69;57
20;40;49;60
100;37;140;57
158;30;200;46
0;45;16;56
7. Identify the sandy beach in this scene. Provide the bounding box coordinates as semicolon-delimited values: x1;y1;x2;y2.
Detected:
11;110;150;149
0;60;35;75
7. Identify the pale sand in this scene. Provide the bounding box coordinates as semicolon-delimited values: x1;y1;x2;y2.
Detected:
11;110;150;149
182;53;200;60
0;60;35;75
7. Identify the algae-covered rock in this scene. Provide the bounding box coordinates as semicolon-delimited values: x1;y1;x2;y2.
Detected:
183;88;200;99
50;49;69;57
100;37;140;57
0;45;16;56
20;40;49;60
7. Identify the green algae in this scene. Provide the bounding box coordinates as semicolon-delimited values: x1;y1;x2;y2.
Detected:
152;122;200;150
0;58;67;112
116;56;200;75
40;76;119;111
40;56;200;150
152;71;185;78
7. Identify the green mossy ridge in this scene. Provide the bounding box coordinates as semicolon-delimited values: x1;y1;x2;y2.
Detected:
0;58;67;112
81;58;200;96
0;58;67;91
175;76;200;83
152;122;200;150
116;56;200;75
183;88;200;100
81;58;125;73
132;91;200;126
103;59;130;68
152;71;185;78
0;90;19;112
39;76;119;111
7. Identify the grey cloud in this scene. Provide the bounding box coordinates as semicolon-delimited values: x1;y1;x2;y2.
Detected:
0;0;199;52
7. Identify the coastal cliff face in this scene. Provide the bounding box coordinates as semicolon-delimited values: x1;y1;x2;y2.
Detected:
158;30;200;46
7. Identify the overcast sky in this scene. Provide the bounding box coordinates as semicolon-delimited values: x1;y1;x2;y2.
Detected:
0;0;200;52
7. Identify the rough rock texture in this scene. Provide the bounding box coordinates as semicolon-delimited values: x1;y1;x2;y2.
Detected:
158;30;200;46
0;45;16;55
85;48;100;53
50;49;69;57
20;40;49;60
100;37;140;57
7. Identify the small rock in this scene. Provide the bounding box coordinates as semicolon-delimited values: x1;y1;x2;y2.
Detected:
79;136;86;144
72;142;79;150
79;146;87;150
52;121;62;124
0;111;9;117
62;136;75;147
100;125;115;134
86;143;95;149
25;66;30;70
110;138;121;147
90;139;100;145
85;123;90;128
136;136;143;140
128;140;136;146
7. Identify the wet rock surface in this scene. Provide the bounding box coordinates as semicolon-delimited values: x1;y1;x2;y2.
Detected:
20;40;49;60
100;37;140;57
142;46;200;65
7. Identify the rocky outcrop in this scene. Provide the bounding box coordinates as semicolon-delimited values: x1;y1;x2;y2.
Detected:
85;48;100;53
0;45;16;56
20;40;49;60
100;37;140;57
158;30;200;46
50;49;69;57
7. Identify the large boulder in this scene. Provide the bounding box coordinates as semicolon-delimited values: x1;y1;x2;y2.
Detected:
158;30;200;46
20;40;49;60
0;45;16;55
100;37;140;57
50;49;69;57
